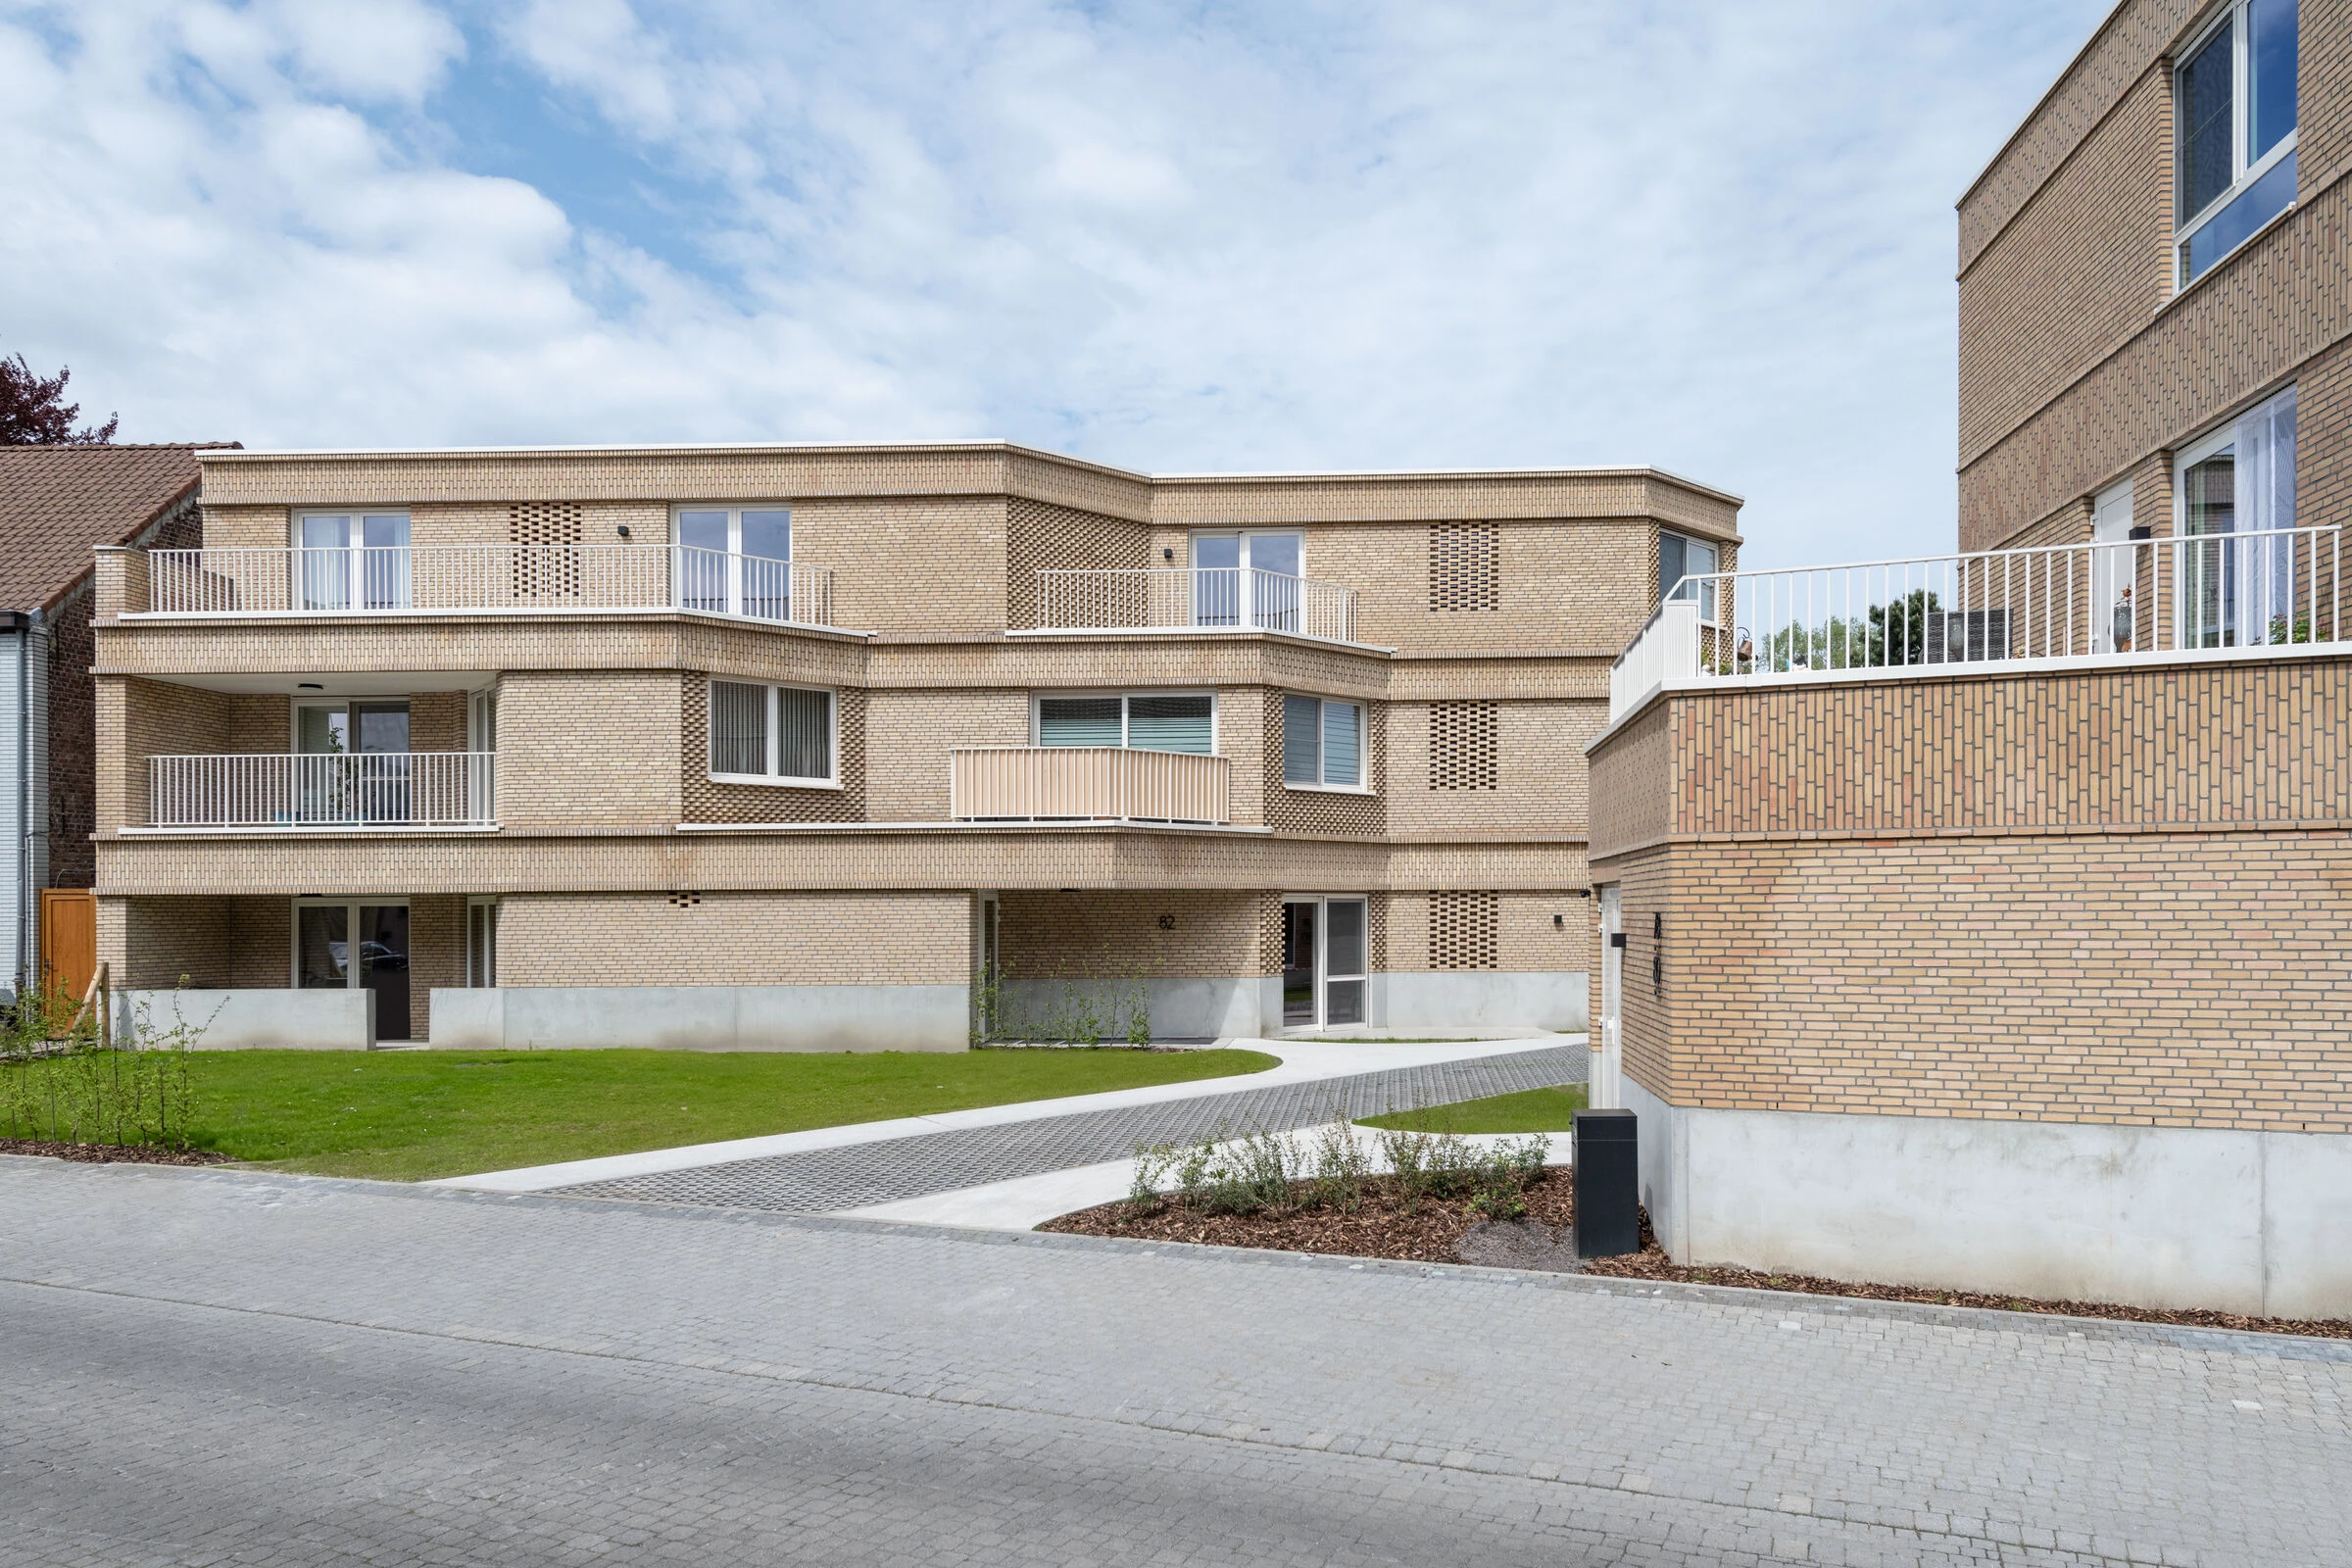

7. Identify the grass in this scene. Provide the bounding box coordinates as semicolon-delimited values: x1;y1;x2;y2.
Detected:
1355;1084;1588;1134
177;1047;1277;1183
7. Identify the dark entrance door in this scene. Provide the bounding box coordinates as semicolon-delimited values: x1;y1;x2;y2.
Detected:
359;905;411;1041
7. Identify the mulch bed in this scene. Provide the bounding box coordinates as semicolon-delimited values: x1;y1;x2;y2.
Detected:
1045;1167;2352;1341
0;1139;230;1167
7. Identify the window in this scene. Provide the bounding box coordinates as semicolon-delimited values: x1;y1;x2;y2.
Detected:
1191;532;1303;630
1283;695;1365;788
676;506;794;618
1036;694;1214;754
466;897;498;988
291;899;413;1041
709;680;835;784
2176;383;2299;647
293;701;412;823
1282;896;1369;1028
293;511;410;611
1658;531;1719;622
2178;0;2298;285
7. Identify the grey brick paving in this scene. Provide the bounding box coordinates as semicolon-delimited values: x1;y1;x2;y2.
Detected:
2;1155;2348;1566
553;1042;1587;1211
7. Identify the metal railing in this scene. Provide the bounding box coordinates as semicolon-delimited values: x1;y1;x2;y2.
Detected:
950;747;1231;824
148;753;496;828
1035;568;1357;643
143;546;836;626
1609;524;2349;722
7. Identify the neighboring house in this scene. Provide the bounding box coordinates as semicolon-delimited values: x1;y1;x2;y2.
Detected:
1;444;228;1008
1588;0;2350;1320
86;442;1738;1052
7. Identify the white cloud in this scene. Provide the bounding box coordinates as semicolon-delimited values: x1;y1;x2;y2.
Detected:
0;0;2110;566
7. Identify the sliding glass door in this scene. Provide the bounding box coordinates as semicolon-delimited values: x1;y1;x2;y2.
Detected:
293;900;412;1041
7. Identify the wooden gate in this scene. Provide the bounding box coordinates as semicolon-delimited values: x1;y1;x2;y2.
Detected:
39;889;96;1004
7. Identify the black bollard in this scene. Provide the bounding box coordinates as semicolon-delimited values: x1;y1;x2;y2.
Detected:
1573;1108;1640;1258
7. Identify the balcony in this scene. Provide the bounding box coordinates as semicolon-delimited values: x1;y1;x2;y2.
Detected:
1034;567;1357;644
144;753;497;830
137;546;837;628
950;747;1231;824
1611;524;2351;723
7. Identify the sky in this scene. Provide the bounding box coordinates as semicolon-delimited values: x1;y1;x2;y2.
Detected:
0;0;2111;570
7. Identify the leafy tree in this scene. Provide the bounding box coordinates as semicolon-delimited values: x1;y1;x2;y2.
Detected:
1866;589;1942;666
0;351;117;445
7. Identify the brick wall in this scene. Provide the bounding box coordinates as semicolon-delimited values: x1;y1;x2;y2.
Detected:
1385;698;1600;837
496;890;971;986
1005;498;1151;630
1589;653;2352;1133
1956;0;2352;552
997;889;1266;979
494;669;681;833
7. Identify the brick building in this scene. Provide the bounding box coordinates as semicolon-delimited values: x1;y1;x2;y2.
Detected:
2;444;222;1008
89;441;1737;1051
1587;0;2351;1318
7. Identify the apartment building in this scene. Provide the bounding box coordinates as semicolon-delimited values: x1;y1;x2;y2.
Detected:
1585;0;2351;1319
88;441;1738;1052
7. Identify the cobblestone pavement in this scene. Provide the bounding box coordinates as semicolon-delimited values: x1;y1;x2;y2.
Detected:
551;1042;1586;1212
3;1158;2348;1567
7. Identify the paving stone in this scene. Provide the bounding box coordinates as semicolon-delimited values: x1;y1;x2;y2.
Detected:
551;1042;1587;1212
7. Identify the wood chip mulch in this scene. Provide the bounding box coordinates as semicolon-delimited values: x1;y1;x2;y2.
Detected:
0;1139;230;1167
1044;1168;2352;1341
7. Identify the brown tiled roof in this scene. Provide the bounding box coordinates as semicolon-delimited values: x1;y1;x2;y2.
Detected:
0;443;237;612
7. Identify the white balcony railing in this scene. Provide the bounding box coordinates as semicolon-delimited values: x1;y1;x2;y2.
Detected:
1035;568;1357;643
142;546;836;627
148;753;496;829
1610;524;2350;723
950;747;1231;824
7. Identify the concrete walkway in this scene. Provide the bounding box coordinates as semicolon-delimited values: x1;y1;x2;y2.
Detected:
435;1032;1581;1198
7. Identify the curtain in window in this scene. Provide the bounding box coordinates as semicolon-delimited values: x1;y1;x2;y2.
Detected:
2239;385;2299;641
1126;695;1213;754
1321;702;1361;786
777;689;831;779
1039;698;1125;747
711;681;767;774
1283;695;1321;783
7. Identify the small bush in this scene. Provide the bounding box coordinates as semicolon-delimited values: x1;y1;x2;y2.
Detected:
1126;1119;1551;1222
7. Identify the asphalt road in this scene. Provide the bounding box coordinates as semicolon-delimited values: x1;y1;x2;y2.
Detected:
3;1157;2346;1566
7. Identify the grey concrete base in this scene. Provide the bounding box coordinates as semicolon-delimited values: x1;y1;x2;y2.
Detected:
430;985;969;1053
1624;1076;2352;1319
116;989;374;1051
1377;970;1588;1033
998;976;1266;1042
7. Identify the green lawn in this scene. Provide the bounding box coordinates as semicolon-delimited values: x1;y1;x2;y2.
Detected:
179;1048;1277;1182
1355;1084;1588;1134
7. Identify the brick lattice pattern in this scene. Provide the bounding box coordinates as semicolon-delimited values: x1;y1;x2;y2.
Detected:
1427;700;1498;790
1427;890;1499;971
1427;522;1498;611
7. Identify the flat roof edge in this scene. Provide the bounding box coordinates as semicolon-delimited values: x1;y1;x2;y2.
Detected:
202;443;1742;506
1956;0;2136;210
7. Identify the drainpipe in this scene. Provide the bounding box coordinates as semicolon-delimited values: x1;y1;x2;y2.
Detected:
5;611;26;1003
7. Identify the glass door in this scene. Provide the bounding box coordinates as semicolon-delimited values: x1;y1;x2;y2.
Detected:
1282;901;1317;1026
295;513;410;611
677;508;794;619
1192;532;1303;630
293;900;411;1041
2091;481;2135;654
1281;896;1369;1028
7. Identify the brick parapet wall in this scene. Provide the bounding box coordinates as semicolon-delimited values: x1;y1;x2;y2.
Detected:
1590;654;2352;857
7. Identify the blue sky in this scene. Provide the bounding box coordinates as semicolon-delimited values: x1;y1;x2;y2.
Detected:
0;0;2109;568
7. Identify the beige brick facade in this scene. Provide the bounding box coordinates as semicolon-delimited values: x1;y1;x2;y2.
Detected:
1957;0;2352;553
89;441;1734;1034
1589;654;2352;1134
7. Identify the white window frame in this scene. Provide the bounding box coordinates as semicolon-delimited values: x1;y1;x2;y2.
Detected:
2174;0;2298;289
1282;694;1370;793
465;896;499;988
707;677;841;789
669;504;794;560
1189;530;1305;576
288;896;410;990
1030;691;1219;753
1280;893;1372;1030
1659;530;1721;625
290;509;413;612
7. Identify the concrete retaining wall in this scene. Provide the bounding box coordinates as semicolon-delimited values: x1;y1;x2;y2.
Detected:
116;988;374;1051
1378;970;1587;1033
430;984;969;1053
1623;1078;2352;1319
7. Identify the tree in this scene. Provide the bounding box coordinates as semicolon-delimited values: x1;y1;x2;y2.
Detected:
0;351;117;445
